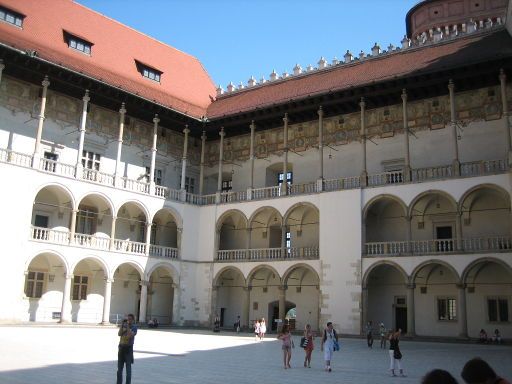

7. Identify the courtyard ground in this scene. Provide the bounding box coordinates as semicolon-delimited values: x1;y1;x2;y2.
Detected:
0;325;510;383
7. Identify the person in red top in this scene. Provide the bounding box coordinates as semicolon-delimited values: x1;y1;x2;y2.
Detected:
302;323;314;368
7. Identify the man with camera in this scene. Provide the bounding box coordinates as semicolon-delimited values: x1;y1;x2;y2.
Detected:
117;314;137;384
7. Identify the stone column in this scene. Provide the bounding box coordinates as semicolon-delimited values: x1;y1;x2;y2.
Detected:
281;113;289;195
199;131;206;195
360;98;368;186
402;89;411;181
243;286;251;329
456;210;463;251
110;216;117;251
248;121;256;199
114;103;126;187
281;225;287;258
211;286;219;326
0;60;5;85
172;283;181;326
145;222;152;256
139;280;148;324
361;286;369;335
180;126;190;201
405;216;412;254
33;76;50;169
406;283;416;336
59;273;73;323
69;209;78;244
278;285;287;330
457;283;468;338
75;90;90;178
149;114;159;195
216;128;225;202
102;278;113;324
317;106;324;191
448;80;460;176
499;69;512;165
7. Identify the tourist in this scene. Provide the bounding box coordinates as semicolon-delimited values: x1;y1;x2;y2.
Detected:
422;369;458;384
213;314;220;332
260;317;267;339
366;320;374;348
478;329;488;343
461;357;511;384
321;321;338;372
254;319;260;341
388;329;406;377
117;313;137;384
234;315;241;333
492;329;502;344
379;323;387;349
302;323;314;368
277;323;293;369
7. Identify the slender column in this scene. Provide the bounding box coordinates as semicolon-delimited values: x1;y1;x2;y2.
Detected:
180;126;190;190
33;76;50;168
109;216;117;251
278;286;287;330
0;59;5;85
149;114;159;195
281;113;289;195
448;80;460;176
317;106;324;190
243;286;251;329
172;283;181;326
360;98;368;186
500;69;512;164
246;227;251;251
402;89;411;181
211;286;219;326
75;90;90;177
248;121;256;198
361;286;369;335
406;283;416;336
145;222;152;256
216;128;225;198
456;210;463;251
281;225;287;258
199;131;207;195
139;280;148;324
114;103;126;187
406;216;412;253
101;278;113;324
69;209;78;244
59;273;73;323
457;283;468;338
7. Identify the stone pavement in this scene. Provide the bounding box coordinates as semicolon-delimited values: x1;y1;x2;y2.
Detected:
0;326;511;384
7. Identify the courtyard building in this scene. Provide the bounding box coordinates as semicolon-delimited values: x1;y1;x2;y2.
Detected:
0;0;510;340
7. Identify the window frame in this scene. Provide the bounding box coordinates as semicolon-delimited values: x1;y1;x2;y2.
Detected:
0;6;24;28
63;31;93;56
277;171;293;187
25;271;46;299
437;296;457;321
135;60;163;83
72;275;89;301
185;176;195;193
487;296;509;323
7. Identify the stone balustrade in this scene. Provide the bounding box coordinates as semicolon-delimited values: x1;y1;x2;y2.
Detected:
216;246;319;262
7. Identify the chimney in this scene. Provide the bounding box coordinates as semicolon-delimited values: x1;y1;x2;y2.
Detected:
371;42;381;56
332;57;339;65
216;85;224;96
293;63;302;75
270;70;278;81
227;82;235;93
248;76;256;87
318;56;327;69
344;50;353;63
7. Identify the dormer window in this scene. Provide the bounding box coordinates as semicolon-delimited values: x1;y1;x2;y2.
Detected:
0;5;24;27
135;60;162;83
64;31;92;55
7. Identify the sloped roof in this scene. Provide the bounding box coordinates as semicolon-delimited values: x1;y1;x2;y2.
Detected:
207;29;512;119
0;0;216;119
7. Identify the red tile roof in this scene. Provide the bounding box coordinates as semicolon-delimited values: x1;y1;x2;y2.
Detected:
207;30;512;119
0;0;216;119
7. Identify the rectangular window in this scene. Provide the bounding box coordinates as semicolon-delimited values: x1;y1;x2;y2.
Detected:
76;206;97;235
185;176;195;193
72;275;88;300
136;61;162;83
278;172;293;186
0;6;24;27
82;150;101;170
437;297;457;321
145;167;162;185
64;31;92;55
488;297;509;322
25;271;45;298
221;179;232;192
43;151;58;172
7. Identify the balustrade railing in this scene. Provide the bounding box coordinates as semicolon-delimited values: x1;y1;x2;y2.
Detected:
217;249;248;261
323;176;361;192
121;177;149;194
216;246;320;261
31;226;69;244
252;186;281;200
82;168;115;186
167;188;181;201
287;246;320;259
411;165;452;182
248;248;282;260
40;158;76;177
220;190;247;203
368;171;404;187
149;245;179;259
154;185;169;198
365;236;511;256
73;233;110;250
289;182;318;195
113;239;147;255
0;148;33;167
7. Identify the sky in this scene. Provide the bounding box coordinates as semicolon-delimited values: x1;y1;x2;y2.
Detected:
78;0;420;88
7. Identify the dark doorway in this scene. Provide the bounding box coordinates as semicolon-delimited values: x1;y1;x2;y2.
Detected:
436;226;453;251
268;300;296;331
34;215;49;228
220;308;226;327
395;307;407;333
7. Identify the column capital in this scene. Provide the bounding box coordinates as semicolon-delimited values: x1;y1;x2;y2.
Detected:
153;114;160;124
401;88;408;101
500;68;506;82
406;282;416;290
65;273;74;280
219;127;225;137
42;75;50;88
201;130;207;140
456;282;467;289
146;221;152;228
82;89;90;103
106;278;115;284
317;105;324;117
140;280;150;287
183;126;190;135
278;285;288;291
448;79;455;92
243;286;252;292
119;102;127;115
250;120;255;130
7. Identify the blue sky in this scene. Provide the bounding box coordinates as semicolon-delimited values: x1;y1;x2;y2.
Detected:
78;0;420;88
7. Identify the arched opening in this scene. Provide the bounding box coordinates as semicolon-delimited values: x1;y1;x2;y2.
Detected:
249;207;283;250
23;252;67;322
413;262;460;337
284;203;319;259
32;185;74;244
114;202;148;254
74;194;113;250
149;209;180;258
214;267;246;329
217;210;248;250
147;265;175;325
111;263;143;324
365;263;408;334
464;259;512;339
248;266;281;331
71;257;107;323
266;162;293;188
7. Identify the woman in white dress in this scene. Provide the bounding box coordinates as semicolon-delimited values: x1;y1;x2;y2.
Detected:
259;318;267;340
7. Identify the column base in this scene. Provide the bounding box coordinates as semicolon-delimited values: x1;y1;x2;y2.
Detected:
403;165;411;182
179;189;187;202
316;178;324;192
360;171;368;187
246;187;253;200
452;160;460;176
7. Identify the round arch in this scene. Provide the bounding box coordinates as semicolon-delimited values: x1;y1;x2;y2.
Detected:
461;257;512;283
283;202;319;223
458;183;511;212
282;263;320;286
33;182;76;210
247;264;282;286
149;206;183;229
411;259;461;284
213;266;246;287
70;255;109;278
408;189;457;218
216;209;249;232
116;199;150;222
248;206;283;226
363;194;408;221
145;262;180;283
110;260;145;280
362;260;409;288
25;250;70;274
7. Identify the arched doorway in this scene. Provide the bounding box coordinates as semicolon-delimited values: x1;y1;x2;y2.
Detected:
147;265;176;325
214;267;246;329
71;257;107;323
111;263;143;324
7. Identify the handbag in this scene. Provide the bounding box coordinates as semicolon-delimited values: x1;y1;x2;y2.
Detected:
333;340;340;351
300;337;309;348
393;350;402;360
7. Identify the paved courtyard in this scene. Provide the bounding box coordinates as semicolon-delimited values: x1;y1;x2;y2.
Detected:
0;326;511;384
